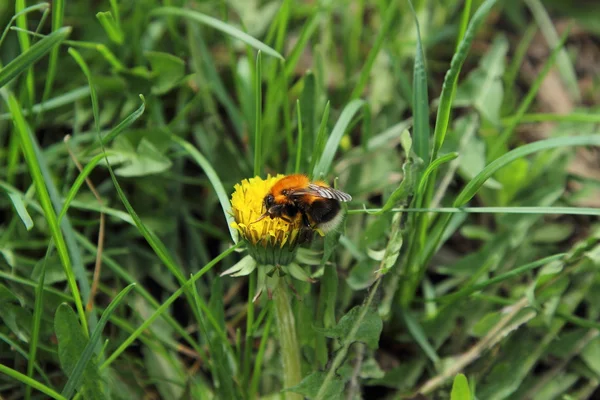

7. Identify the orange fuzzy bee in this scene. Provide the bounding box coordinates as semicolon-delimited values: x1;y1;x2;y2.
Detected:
254;174;352;234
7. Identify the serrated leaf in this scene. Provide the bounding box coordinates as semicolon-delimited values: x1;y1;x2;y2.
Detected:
287;371;344;400
377;212;403;275
454;34;508;124
321;305;383;350
145;51;186;94
54;304;105;399
378;152;422;214
104;136;172;177
451;373;471;400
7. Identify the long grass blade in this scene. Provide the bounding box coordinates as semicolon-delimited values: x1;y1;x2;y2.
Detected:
313;99;365;179
99;243;241;370
151;7;283;60
295;100;304;173
254;51;263;176
25;243;53;400
407;0;430;162
3;91;88;334
171;135;237;243
349;0;397;100
61;284;136;398
0;364;66;400
455;135;600;207
0;27;71;89
430;0;497;160
41;0;65;104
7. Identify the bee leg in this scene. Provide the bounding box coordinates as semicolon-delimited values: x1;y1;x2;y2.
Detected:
280;215;294;223
301;212;312;228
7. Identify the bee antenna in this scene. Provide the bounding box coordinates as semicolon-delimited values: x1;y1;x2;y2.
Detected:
250;212;269;225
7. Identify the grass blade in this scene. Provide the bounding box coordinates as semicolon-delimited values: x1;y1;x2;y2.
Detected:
25;243;53;400
525;0;580;101
430;0;497;160
7;192;34;230
455;135;600;207
0;364;66;400
309;101;330;178
151;7;283;60
349;0;397;100
402;310;440;365
313;99;365;179
350;207;600;216
3;91;88;334
61;283;136;398
15;0;35;104
254;51;263;176
0;3;49;50
100;95;145;145
0;27;71;89
489;27;570;159
295;100;304;173
408;0;430;162
171;135;237;243
41;0;65;104
100;243;241;370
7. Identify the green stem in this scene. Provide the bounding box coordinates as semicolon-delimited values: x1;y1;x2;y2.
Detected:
274;279;302;400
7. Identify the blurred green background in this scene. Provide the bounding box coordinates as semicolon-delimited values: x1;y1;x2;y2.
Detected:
1;0;600;399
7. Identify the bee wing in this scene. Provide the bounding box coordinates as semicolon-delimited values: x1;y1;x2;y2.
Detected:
291;183;352;202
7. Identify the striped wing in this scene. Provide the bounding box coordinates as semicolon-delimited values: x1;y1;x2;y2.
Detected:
292;183;352;202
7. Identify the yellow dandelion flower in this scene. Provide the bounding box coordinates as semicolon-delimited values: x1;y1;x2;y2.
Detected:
229;175;311;266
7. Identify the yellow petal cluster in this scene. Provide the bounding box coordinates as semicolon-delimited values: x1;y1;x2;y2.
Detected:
230;175;303;248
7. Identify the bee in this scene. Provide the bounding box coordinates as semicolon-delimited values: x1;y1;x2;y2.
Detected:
253;174;352;234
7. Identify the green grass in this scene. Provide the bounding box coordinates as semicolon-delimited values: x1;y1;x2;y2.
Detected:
1;1;600;399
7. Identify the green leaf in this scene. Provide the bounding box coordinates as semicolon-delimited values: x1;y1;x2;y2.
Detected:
171;135;237;243
287;372;344;400
254;51;263;176
451;373;471;400
431;0;498;159
378;148;423;214
61;284;135;398
349;0;397;101
3;90;89;334
96;11;123;44
7;192;34;230
0;364;66;400
408;0;430;161
26;244;52;400
402;310;440;365
145;51;185;94
313;99;365;179
0;283;19;305
454;135;600;207
151;7;283;60
454;34;508;124
54;304;105;399
104;136;173;177
581;338;600;376
321;305;383;350
0;26;71;88
376;212;403;275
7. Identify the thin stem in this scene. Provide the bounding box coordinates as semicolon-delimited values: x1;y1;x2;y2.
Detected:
273;278;302;400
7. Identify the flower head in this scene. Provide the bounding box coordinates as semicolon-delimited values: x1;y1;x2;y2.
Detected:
223;175;322;298
229;175;310;265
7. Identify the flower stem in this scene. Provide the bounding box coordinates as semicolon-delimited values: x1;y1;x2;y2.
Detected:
274;279;302;400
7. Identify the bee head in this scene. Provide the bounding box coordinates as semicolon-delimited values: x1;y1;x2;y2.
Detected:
264;193;275;209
